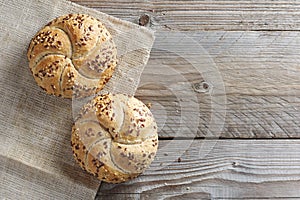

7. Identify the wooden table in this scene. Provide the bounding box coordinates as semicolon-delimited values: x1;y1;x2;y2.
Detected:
72;1;300;199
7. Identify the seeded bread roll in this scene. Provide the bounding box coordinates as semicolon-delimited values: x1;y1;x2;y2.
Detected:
71;93;158;183
27;14;117;98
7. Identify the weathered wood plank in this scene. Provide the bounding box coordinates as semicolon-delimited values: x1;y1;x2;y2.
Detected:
72;0;300;31
136;31;300;138
97;139;300;199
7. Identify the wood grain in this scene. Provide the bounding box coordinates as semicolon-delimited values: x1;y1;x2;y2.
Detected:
97;139;300;199
136;31;300;138
71;0;300;31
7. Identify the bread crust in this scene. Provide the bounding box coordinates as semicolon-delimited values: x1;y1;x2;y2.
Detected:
71;93;158;183
27;14;117;98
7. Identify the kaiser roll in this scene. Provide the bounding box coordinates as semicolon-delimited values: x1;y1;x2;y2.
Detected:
71;93;158;183
27;14;117;98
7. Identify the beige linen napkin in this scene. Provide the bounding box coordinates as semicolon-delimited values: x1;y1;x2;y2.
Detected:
0;0;154;199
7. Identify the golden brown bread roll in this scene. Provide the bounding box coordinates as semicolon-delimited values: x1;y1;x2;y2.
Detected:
27;14;117;98
71;93;158;183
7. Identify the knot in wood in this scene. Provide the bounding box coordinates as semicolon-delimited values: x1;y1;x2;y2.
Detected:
139;14;150;26
193;81;210;93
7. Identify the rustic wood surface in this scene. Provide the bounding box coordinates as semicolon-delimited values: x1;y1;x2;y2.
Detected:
71;0;300;31
70;0;300;199
98;140;300;199
136;31;300;138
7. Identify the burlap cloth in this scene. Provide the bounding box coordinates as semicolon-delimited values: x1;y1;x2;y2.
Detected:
0;0;154;199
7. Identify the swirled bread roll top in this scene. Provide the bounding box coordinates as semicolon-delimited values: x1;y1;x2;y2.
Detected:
71;94;158;183
27;14;117;98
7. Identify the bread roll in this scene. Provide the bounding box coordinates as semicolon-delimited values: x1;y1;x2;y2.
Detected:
71;93;158;183
27;14;117;98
